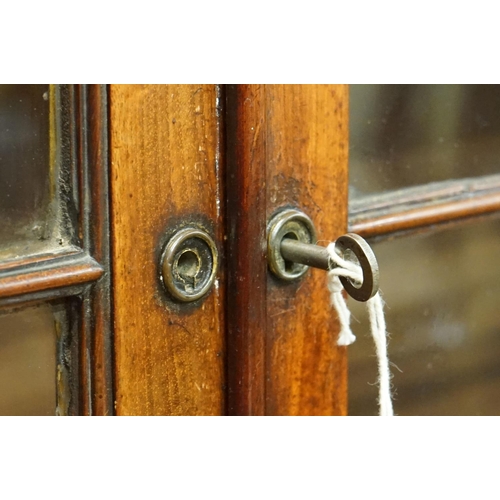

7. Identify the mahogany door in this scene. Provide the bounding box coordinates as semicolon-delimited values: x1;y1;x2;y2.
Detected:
110;85;349;416
6;84;495;416
109;84;500;417
0;84;348;416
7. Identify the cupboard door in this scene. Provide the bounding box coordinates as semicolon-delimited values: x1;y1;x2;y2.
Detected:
0;84;112;415
110;85;226;415
110;84;350;416
225;85;349;415
1;84;350;416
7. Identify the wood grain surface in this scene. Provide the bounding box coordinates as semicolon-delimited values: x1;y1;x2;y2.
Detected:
350;175;500;238
226;85;349;415
226;85;267;415
0;251;102;300
79;85;114;416
110;85;225;415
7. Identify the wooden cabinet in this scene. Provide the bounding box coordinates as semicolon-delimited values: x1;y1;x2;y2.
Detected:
0;84;348;415
3;84;499;415
110;84;348;415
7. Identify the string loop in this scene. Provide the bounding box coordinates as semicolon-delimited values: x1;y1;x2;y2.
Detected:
327;242;394;417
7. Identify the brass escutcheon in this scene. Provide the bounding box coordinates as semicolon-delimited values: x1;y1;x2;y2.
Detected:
160;227;218;302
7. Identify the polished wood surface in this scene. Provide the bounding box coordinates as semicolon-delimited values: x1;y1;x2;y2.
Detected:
350;175;500;238
0;85;115;415
226;85;267;415
0;251;103;300
78;85;114;416
226;85;349;415
110;85;225;415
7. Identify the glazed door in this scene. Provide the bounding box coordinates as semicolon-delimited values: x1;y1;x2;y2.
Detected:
0;85;112;415
0;84;348;416
347;85;500;416
5;84;500;416
109;84;500;416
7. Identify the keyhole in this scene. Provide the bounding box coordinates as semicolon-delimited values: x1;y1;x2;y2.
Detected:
177;250;200;279
282;232;299;273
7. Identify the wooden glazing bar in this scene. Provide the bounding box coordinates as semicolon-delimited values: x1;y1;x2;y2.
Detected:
0;251;103;300
350;175;500;238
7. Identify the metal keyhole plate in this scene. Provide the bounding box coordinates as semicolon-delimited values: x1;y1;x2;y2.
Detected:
161;227;218;302
267;208;317;280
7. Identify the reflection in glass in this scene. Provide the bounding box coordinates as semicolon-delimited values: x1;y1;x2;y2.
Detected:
349;85;500;198
0;85;59;261
348;217;500;415
0;302;70;416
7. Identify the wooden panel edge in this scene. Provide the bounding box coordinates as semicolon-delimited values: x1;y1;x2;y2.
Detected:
77;84;115;416
225;85;267;415
264;84;349;416
225;84;349;415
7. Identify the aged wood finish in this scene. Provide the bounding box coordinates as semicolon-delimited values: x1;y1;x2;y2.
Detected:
0;84;114;416
350;175;500;238
110;85;225;415
0;251;102;301
226;85;267;415
226;85;349;415
77;85;114;415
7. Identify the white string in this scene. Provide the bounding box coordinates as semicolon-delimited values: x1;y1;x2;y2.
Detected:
327;243;394;417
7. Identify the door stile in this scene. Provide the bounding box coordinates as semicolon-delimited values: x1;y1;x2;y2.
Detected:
226;85;349;415
110;85;226;415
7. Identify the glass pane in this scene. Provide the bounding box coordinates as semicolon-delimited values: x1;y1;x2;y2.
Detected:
0;85;65;262
349;84;500;198
0;302;70;416
348;216;500;416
